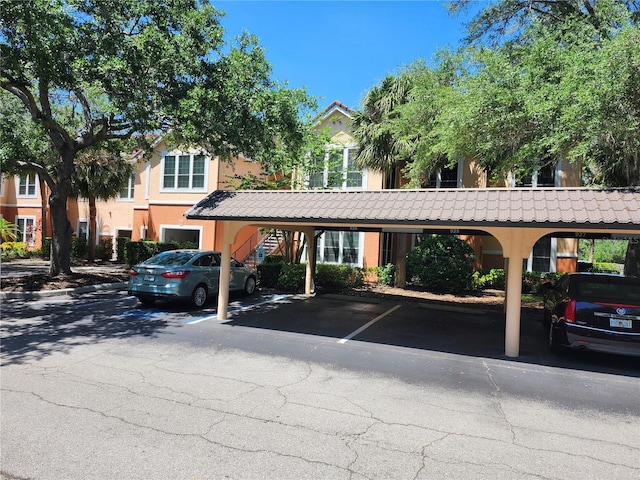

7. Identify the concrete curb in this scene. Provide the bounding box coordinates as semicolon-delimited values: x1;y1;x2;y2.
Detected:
0;282;128;301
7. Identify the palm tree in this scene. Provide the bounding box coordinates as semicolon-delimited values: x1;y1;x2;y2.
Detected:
0;218;18;242
351;74;414;287
351;74;414;182
72;150;135;263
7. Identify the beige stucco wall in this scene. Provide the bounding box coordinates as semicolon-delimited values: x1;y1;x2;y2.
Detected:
461;159;487;188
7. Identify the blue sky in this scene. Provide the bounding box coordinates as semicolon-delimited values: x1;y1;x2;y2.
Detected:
213;1;480;112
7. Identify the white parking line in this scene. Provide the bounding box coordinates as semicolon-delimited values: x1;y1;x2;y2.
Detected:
338;305;402;344
183;294;291;325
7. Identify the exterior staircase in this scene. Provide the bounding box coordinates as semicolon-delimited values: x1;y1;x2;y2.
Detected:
234;230;284;269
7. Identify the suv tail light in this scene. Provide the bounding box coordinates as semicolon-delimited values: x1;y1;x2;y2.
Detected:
564;300;576;323
161;270;190;279
129;269;138;276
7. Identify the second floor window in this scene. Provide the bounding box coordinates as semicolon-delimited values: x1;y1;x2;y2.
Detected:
512;161;556;187
426;163;459;189
162;153;206;191
119;175;135;200
307;147;364;190
18;174;37;197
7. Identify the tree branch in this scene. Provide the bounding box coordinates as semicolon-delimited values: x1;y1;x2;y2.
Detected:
1;75;73;148
73;88;93;133
16;160;56;191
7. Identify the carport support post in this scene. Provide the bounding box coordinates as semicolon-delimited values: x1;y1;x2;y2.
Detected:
217;224;232;320
504;254;523;358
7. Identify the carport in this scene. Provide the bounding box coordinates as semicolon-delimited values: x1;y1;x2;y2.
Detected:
186;187;640;358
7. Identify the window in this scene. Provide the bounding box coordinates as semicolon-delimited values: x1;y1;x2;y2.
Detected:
308;154;325;189
119;175;135;200
18;174;37;197
523;237;556;273
306;146;365;190
78;220;89;240
316;230;363;266
535;163;555;187
512;162;556;188
426;163;459;189
16;216;36;247
161;153;206;191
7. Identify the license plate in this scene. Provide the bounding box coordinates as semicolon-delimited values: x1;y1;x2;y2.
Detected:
144;275;155;282
610;318;632;329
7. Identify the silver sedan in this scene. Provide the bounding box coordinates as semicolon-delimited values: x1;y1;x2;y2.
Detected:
128;249;257;308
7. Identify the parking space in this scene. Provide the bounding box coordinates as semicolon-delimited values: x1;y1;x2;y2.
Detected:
4;287;639;377
219;293;640;376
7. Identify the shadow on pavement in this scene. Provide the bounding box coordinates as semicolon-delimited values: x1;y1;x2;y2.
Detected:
226;293;640;379
0;295;171;365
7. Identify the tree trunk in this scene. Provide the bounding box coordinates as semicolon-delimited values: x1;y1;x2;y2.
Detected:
39;177;48;239
48;192;73;276
394;233;407;288
624;241;640;277
88;194;97;263
48;149;75;276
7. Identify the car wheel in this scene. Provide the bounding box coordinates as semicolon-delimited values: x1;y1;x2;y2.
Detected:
138;296;155;306
191;284;208;308
549;321;561;353
244;276;257;295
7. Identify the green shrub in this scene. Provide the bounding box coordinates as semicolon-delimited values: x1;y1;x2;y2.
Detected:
40;237;52;259
472;268;505;290
590;262;621;274
116;237;130;262
277;263;306;292
263;254;285;264
315;264;364;292
257;263;283;288
374;263;395;286
406;235;475;293
126;241;158;267
473;269;564;293
124;240;202;266
1;241;28;259
71;236;88;259
95;238;113;261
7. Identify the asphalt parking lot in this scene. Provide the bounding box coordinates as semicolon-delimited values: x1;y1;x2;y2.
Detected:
2;280;640;479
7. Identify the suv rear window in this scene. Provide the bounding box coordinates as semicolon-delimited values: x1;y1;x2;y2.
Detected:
574;277;640;303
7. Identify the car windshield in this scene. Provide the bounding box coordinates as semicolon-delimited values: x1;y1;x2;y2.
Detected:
574;277;640;304
143;251;196;266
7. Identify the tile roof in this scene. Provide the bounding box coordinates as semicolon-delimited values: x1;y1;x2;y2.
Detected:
185;188;640;231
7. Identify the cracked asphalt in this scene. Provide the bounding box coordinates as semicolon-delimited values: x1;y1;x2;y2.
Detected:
1;290;639;479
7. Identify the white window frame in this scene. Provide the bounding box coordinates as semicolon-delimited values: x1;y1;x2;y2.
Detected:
17;173;37;198
315;230;365;267
525;237;557;273
15;215;36;247
306;145;367;190
77;219;89;240
160;151;208;193
119;174;135;200
159;224;203;249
